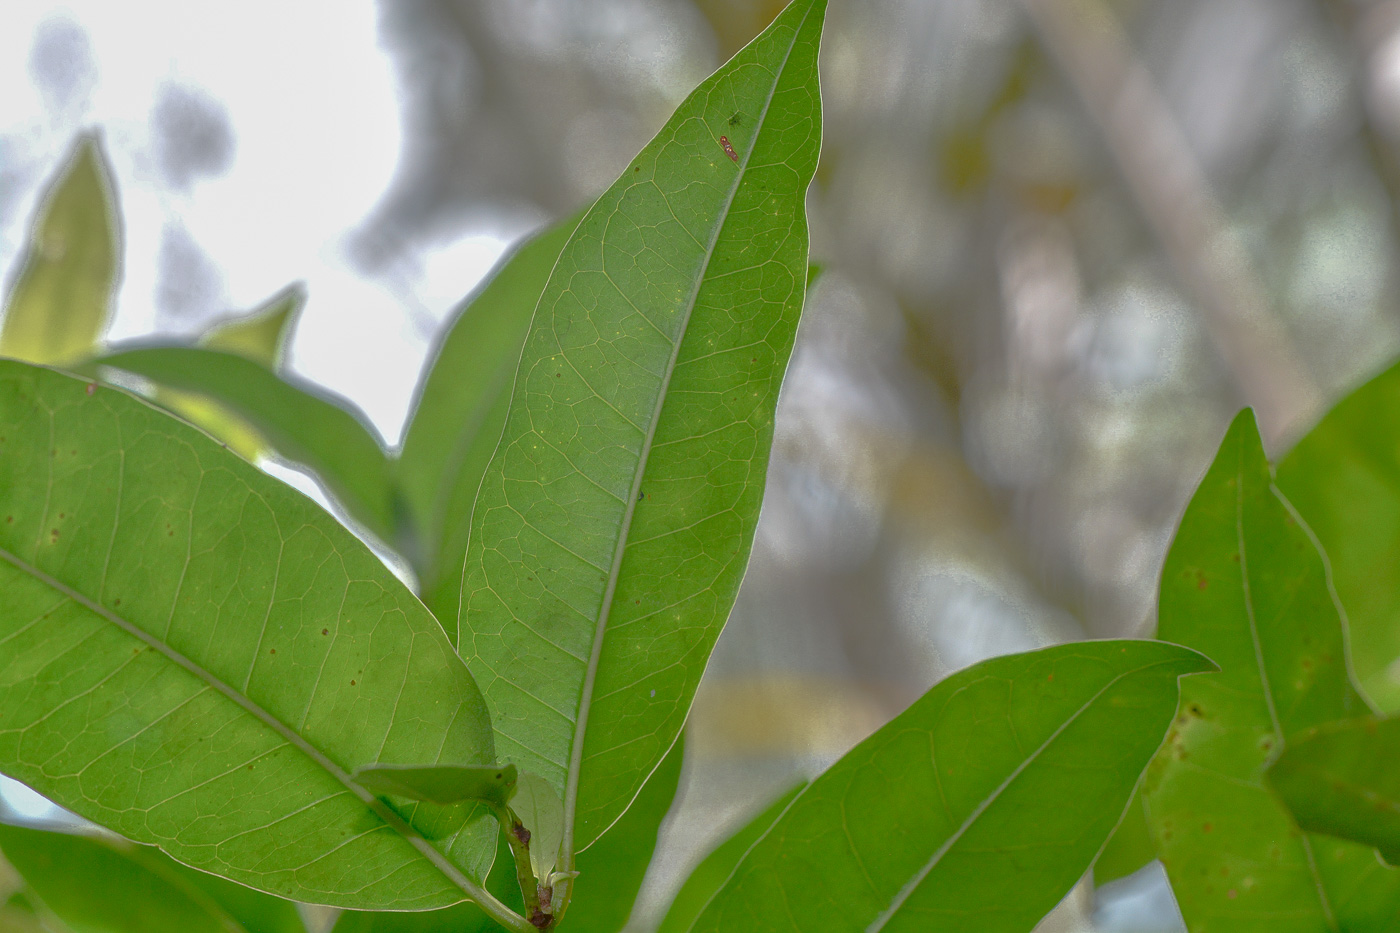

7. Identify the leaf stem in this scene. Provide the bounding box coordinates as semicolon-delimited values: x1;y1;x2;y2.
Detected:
491;803;552;929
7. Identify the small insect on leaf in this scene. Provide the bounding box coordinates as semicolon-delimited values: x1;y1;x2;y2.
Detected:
720;135;738;163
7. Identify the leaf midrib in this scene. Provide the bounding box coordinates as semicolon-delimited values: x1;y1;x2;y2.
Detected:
863;658;1182;933
1232;446;1339;931
0;544;516;925
559;2;818;866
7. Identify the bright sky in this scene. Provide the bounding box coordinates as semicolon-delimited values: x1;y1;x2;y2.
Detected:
0;2;520;819
0;0;515;444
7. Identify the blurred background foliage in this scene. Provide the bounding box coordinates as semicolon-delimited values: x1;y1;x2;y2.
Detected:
2;0;1398;930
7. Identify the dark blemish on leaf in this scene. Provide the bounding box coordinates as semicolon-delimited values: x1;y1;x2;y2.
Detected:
728;111;743;127
350;680;356;686
1231;553;1240;562
634;166;641;173
85;383;96;396
1046;673;1054;682
113;598;121;606
720;136;738;162
270;649;276;655
50;529;58;539
58;513;64;519
529;908;551;929
512;821;531;846
1197;578;1208;591
322;628;329;635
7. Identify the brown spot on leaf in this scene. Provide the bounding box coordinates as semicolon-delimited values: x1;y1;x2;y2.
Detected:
85;383;96;396
322;628;329;635
1197;578;1208;591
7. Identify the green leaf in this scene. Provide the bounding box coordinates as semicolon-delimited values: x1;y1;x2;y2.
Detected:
457;0;828;887
330;831;525;933
686;640;1212;933
199;284;304;366
0;821;299;933
1144;409;1400;931
353;763;519;808
563;734;685;933
1091;787;1154;887
510;774;564;884
397;213;584;615
157;284;306;461
1266;715;1400;865
0;362;522;923
655;780;803;933
91;347;399;546
1276;359;1400;711
0;134;119;365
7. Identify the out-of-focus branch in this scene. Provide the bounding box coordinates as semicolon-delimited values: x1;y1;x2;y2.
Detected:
1317;0;1400;260
1017;0;1322;446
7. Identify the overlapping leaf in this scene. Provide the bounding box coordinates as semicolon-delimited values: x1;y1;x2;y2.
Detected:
561;735;684;933
1266;715;1400;864
1144;410;1400;931
656;780;803;933
456;0;828;890
157;283;306;462
686;641;1210;933
398;213;583;617
1276;358;1400;711
0;362;509;916
92;346;398;546
0;135;119;366
0;822;305;933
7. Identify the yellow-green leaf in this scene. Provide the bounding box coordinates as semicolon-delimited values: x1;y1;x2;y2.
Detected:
0;134;120;365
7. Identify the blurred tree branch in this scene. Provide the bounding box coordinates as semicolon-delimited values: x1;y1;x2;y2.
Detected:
1018;0;1322;446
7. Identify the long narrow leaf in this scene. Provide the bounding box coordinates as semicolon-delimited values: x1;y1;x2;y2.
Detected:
92;347;399;546
398;213;583;615
656;780;804;933
457;0;828;889
1144;410;1400;930
686;641;1211;932
0;822;305;933
0;362;515;921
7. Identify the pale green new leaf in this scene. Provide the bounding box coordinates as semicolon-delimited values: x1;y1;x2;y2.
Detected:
1266;715;1400;865
1144;410;1400;931
0;822;305;933
457;0;828;884
0;362;513;918
398;213;583;617
0;135;119;366
199;284;304;364
656;780;803;933
156;284;306;461
511;774;564;883
92;347;399;546
686;641;1211;933
353;763;518;808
